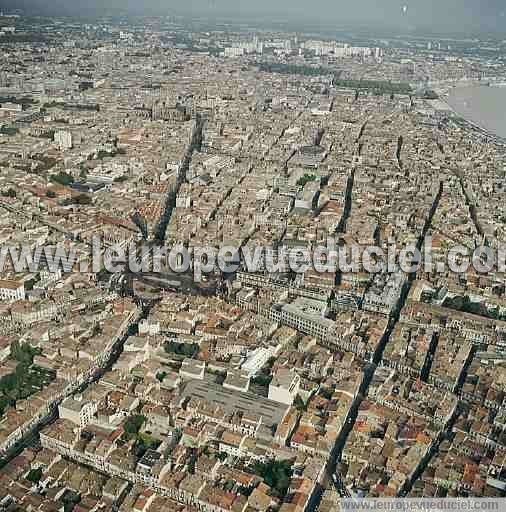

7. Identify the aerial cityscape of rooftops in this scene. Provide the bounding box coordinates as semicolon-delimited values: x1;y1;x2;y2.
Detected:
1;0;506;510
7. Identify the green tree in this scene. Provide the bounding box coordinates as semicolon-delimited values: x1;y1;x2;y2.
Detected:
251;374;272;387
26;468;43;483
63;194;92;206
156;371;167;382
1;188;16;198
124;415;146;436
296;174;317;188
320;387;333;400
164;341;198;358
11;341;39;366
50;171;73;186
251;460;292;499
294;395;307;412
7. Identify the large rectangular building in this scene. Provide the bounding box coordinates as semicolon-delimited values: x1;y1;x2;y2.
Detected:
181;379;289;431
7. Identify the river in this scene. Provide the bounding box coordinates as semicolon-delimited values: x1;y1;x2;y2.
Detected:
447;85;506;139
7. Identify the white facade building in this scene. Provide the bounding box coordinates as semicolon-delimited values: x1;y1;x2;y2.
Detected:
241;347;274;377
54;130;73;150
179;358;205;380
0;280;25;302
268;368;300;405
59;396;97;428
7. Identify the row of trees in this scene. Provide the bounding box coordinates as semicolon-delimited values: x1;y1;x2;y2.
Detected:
50;171;73;186
62;194;92;206
443;295;506;321
258;63;333;77
333;78;413;95
0;126;18;136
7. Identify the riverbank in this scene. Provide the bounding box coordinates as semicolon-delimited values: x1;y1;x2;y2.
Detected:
443;85;506;142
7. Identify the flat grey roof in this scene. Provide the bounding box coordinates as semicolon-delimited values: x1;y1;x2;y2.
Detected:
181;379;289;428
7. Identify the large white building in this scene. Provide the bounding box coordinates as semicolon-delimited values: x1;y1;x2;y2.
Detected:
138;318;160;336
268;368;300;405
59;396;97;428
179;358;205;380
224;47;244;58
271;297;335;340
223;370;250;393
54;129;73;150
241;347;274;377
0;279;25;302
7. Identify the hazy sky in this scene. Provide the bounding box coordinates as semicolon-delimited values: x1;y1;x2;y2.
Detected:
4;0;506;34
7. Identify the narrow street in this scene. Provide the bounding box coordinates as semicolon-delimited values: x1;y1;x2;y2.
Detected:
316;180;444;507
0;115;206;470
154;113;204;243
